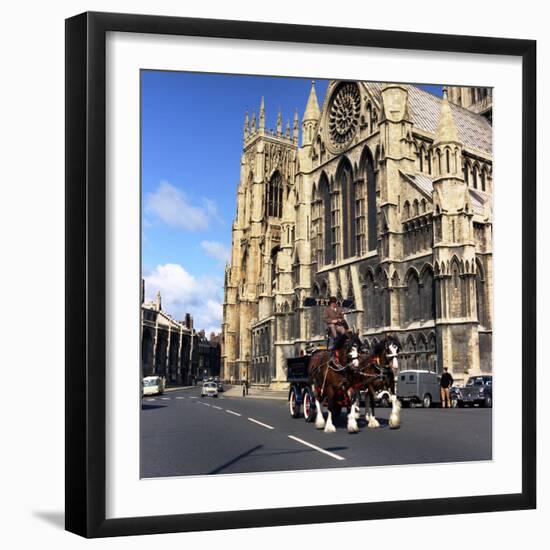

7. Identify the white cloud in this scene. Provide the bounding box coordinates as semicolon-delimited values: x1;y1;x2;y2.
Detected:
200;240;230;264
145;181;221;231
143;263;223;334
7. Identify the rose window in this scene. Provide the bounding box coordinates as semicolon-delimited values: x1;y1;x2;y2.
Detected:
328;83;360;147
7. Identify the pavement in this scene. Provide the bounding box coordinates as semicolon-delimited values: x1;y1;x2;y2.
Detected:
222;385;288;400
140;386;492;478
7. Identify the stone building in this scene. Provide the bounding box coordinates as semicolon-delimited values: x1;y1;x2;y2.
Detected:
141;282;222;385
222;81;493;388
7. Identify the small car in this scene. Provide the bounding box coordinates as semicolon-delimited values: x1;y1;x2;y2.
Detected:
201;381;219;398
142;376;165;397
451;375;492;408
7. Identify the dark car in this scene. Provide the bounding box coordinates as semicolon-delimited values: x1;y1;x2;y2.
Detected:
451;375;492;408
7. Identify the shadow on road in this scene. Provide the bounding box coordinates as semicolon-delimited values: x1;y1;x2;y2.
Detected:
209;445;263;474
141;403;167;410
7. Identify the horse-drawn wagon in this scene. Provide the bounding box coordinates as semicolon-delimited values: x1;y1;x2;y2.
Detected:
287;353;348;423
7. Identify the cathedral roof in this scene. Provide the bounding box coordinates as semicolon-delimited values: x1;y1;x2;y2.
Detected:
363;82;492;154
400;171;489;216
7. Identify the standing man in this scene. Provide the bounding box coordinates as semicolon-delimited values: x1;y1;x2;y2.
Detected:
440;367;454;408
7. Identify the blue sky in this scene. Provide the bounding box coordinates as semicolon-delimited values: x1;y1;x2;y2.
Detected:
141;72;442;333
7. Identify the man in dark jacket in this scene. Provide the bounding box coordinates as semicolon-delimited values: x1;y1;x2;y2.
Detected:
324;297;348;351
440;367;454;408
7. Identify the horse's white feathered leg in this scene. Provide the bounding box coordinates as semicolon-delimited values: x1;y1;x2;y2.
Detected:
324;410;336;433
347;402;359;433
389;394;401;429
314;398;325;429
367;415;380;429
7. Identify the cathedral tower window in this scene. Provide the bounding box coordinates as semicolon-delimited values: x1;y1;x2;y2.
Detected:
267;171;283;218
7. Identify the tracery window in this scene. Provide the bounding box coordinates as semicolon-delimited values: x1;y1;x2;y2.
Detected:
354;179;366;256
266;171;283;217
330;182;341;262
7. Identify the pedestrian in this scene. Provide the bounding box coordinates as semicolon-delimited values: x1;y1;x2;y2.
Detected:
242;379;248;397
440;367;454;408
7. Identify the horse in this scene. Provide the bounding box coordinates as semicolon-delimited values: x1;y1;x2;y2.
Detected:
307;331;364;433
351;335;401;429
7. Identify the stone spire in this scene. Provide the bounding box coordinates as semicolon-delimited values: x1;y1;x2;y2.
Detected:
434;87;459;146
259;96;265;130
303;81;320;122
277;108;282;136
302;81;320;146
285;119;290;138
293;108;299;143
250;110;256;132
243;110;249;141
155;290;162;311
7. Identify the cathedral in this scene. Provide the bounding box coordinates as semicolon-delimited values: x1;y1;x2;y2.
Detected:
221;80;493;388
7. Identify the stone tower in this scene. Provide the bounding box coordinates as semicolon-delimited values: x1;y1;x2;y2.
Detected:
447;86;492;123
222;96;298;383
431;89;480;377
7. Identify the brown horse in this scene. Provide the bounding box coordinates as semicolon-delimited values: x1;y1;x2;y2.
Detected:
351;336;401;429
307;333;363;433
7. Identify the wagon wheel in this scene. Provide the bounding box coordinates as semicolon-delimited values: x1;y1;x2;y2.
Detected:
303;388;316;423
288;387;301;418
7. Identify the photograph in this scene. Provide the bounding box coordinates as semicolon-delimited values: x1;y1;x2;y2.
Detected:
139;72;494;478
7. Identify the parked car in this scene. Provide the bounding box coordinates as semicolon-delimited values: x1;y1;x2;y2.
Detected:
451;375;492;408
201;381;219;398
397;370;441;408
142;376;165;397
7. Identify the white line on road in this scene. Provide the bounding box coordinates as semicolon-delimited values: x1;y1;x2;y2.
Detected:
161;397;170;400
225;410;241;417
176;396;185;400
248;417;274;430
212;405;222;410
200;402;211;407
287;435;346;461
189;396;198;399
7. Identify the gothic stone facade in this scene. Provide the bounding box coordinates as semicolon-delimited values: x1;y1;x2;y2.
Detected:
222;81;493;388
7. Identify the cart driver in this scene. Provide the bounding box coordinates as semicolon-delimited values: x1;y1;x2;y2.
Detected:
324;297;349;351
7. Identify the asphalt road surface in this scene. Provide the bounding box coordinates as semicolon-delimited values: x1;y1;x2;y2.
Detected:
140;388;492;478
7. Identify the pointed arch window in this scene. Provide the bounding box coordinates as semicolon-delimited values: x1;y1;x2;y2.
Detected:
354;178;366;256
337;158;355;260
472;165;479;189
330;178;341;262
267;171;283;217
359;147;377;251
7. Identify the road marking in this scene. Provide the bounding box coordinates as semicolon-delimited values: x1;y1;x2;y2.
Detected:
145;398;156;401
212;405;222;410
200;402;211;407
189;396;198;399
176;396;185;400
248;417;274;430
287;435;346;461
226;410;241;417
161;397;170;400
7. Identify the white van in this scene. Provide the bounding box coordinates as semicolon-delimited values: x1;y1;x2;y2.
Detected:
142;376;165;397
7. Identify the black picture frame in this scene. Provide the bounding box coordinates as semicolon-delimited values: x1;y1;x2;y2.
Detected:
65;11;536;538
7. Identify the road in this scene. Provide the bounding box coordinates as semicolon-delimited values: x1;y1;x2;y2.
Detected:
140;387;492;478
